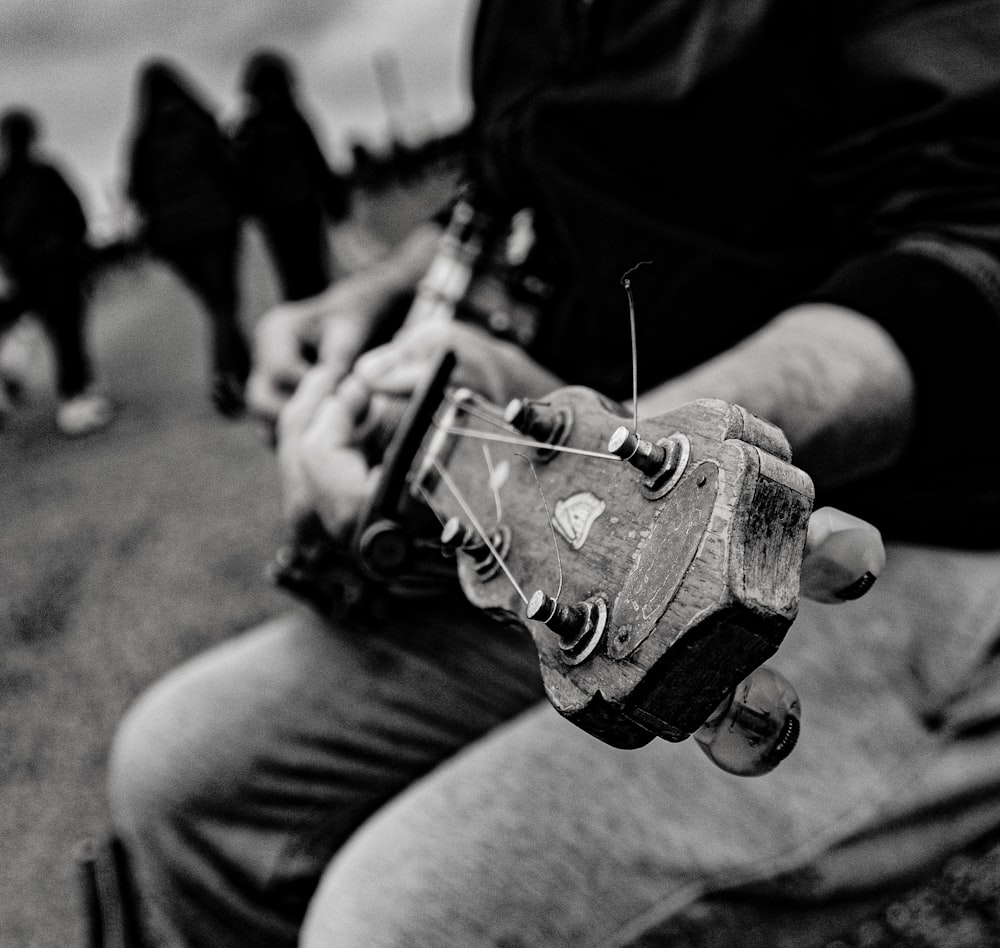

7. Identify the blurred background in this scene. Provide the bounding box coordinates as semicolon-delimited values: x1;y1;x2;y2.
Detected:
0;3;474;945
0;0;477;230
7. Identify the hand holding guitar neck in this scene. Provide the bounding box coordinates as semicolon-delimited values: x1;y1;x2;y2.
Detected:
274;350;885;776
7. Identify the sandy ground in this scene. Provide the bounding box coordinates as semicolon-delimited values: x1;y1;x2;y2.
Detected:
0;173;454;947
0;226;296;946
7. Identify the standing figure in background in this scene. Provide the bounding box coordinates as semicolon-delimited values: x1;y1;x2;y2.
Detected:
0;108;113;436
230;50;349;304
126;60;249;418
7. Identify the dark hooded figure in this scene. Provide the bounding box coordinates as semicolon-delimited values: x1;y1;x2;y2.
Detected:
230;50;349;303
126;60;249;417
0;107;113;435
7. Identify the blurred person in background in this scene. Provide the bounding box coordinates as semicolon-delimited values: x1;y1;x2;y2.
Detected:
126;60;249;418
108;2;1000;947
230;50;350;305
0;107;113;436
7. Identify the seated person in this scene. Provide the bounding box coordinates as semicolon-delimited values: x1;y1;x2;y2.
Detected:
108;1;1000;945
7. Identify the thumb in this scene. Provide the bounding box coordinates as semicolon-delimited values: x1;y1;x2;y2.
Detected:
799;506;886;603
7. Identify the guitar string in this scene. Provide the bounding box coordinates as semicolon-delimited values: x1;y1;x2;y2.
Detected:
620;260;652;439
431;457;528;604
515;453;564;604
409;261;649;616
433;424;620;461
482;444;503;523
443;390;519;433
436;259;649;454
420;270;645;602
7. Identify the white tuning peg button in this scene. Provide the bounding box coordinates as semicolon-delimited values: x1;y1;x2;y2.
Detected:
800;506;886;604
693;667;801;776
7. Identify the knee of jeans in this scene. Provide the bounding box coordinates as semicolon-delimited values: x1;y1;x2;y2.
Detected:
107;675;205;849
300;823;491;948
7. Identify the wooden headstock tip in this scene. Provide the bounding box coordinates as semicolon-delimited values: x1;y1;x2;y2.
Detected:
410;381;814;759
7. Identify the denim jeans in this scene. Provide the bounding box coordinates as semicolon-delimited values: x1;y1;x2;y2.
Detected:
108;543;1000;947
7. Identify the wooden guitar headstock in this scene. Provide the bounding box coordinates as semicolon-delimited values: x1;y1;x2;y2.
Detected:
398;369;814;765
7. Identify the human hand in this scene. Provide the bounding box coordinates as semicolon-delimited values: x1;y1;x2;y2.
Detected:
247;222;443;425
246;284;378;424
694;504;885;775
276;364;381;543
800;505;886;603
352;319;562;407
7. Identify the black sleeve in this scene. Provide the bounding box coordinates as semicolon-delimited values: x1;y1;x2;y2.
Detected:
801;0;1000;545
813;248;1000;546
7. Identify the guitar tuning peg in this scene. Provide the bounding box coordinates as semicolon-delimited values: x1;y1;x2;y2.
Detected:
504;398;570;448
440;516;482;556
608;426;686;490
439;517;512;583
526;590;590;642
693;666;801;776
356;519;412;579
526;589;608;664
608;426;669;476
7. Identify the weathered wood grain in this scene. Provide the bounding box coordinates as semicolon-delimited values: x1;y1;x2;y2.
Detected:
410;388;814;748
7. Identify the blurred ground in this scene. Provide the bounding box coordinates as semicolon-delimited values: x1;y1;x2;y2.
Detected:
0;177;452;948
0;231;289;948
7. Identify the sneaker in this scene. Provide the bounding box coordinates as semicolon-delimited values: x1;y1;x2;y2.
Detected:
56;391;115;437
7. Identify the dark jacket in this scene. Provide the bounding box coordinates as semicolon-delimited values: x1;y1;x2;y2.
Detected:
0;158;88;275
128;103;240;248
467;0;1000;544
230;104;348;221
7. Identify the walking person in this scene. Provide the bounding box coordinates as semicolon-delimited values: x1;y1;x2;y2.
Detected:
0;107;113;436
230;50;350;304
126;60;249;417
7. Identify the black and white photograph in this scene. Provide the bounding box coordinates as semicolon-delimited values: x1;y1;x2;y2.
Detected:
3;2;1000;946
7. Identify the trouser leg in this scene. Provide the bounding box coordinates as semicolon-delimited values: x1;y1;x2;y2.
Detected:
107;600;544;948
301;545;1000;948
259;204;331;302
29;278;92;398
163;238;249;382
